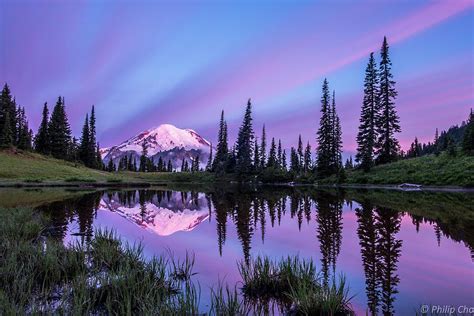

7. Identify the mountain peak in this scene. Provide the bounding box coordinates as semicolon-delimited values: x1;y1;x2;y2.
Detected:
101;124;211;168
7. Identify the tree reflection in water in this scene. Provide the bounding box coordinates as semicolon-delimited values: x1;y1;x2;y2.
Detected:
34;187;473;315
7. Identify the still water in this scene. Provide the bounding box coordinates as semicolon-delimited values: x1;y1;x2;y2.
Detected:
9;186;474;315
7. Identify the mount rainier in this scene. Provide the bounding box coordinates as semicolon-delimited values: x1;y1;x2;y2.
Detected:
101;124;212;170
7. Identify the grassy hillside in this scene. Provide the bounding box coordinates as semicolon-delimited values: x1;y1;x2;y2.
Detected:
341;152;474;187
0;149;112;183
0;149;214;185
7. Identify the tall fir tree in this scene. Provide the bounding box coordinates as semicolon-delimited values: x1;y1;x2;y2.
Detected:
304;142;312;172
297;135;304;167
0;83;15;147
212;110;229;172
235;99;254;174
462;109;474;155
282;149;287;170
375;37;401;164
167;159;173;172
88;106;98;168
35;103;50;154
277;139;282;169
260;125;267;169
16;107;32;150
356;52;379;171
290;147;299;173
253;137;260;171
330;90;343;172
206;143;213;171
0;110;12;147
316;79;333;178
48;96;71;159
79;114;90;165
267;137;277;168
139;139;149;172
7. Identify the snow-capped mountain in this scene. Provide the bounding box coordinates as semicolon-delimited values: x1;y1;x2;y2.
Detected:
102;124;211;170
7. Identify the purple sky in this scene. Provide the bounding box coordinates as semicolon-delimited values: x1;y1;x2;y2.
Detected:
1;0;473;156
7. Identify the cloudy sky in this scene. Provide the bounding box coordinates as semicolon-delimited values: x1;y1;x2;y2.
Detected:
1;0;473;156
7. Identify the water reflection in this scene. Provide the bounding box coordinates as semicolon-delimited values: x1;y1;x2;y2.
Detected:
33;187;474;315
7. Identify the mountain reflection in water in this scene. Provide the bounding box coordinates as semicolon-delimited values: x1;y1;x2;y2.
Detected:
34;187;474;315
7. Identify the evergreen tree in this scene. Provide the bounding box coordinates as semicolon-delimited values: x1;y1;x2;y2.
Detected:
235;99;254;174
181;158;185;172
48;97;71;159
267;137;277;168
297;135;304;167
330;90;343;172
316;79;333;178
462;109;474;155
139;139;148;172
356;53;379;171
290;147;299;173
260;125;267;169
158;157;164;171
107;159;115;172
88;106;98;168
277;139;282;169
212;110;229;172
375;37;401;164
35;103;50;154
127;154;133;171
184;160;189;172
0;110;12;147
253;138;260;171
16;107;32;150
304;142;312;172
282;149;287;170
96;144;103;170
192;155;200;172
206;143;213;171
345;156;354;169
167;160;173;172
79;114;90;165
0;84;17;147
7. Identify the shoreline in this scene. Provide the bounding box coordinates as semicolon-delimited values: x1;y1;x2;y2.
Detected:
0;179;473;193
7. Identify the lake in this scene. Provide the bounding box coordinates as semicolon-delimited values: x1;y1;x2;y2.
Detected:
2;186;473;315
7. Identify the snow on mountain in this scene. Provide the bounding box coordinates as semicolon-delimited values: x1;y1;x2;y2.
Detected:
102;124;212;170
99;192;209;236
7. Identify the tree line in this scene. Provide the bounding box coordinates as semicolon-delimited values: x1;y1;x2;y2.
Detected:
0;84;103;169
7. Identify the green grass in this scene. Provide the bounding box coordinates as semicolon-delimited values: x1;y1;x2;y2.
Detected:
324;152;474;187
238;256;354;315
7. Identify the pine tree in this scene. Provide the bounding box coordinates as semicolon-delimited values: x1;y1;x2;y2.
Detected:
253;138;260;171
48;96;71;159
297;135;304;167
140;139;148;172
282;149;287;170
96;144;103;170
330;90;343;172
304;142;312;172
260;125;267;169
107;159;115;172
462;109;474;155
181;158;185;172
212;110;229;172
345;156;354;169
206;143;213;171
267;137;277;168
375;37;401;164
79;114;90;165
158;157;164;171
88;106;98;168
35;103;50;154
0;84;15;147
167;160;173;172
277;139;282;169
0;110;12;147
235;99;254;174
316;79;333;178
290;147;299;173
184;160;189;172
356;53;379;171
